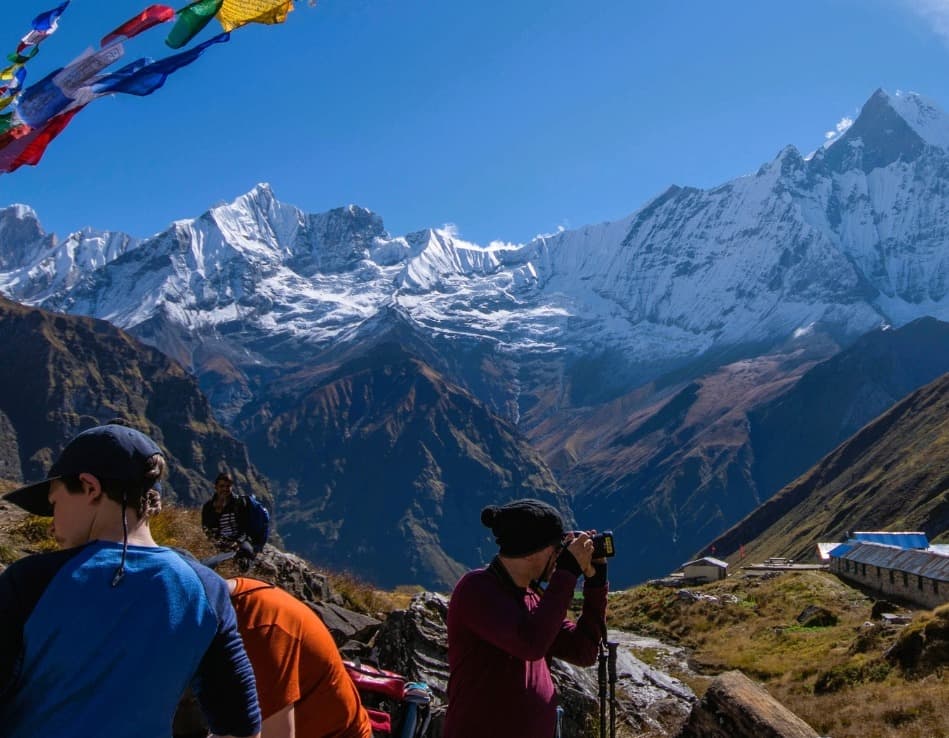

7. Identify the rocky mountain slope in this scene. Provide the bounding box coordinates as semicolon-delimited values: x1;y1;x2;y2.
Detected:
242;342;571;591
4;88;949;585
706;370;949;564
552;318;949;581
0;296;269;506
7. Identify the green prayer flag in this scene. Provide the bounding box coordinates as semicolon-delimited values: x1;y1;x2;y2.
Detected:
166;0;223;49
0;113;18;136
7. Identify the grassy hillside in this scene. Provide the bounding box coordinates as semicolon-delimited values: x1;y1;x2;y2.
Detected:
707;371;949;565
609;571;948;738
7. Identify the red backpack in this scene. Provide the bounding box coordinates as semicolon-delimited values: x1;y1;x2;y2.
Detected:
344;660;432;738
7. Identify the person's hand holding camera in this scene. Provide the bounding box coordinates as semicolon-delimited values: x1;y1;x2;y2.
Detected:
562;531;596;578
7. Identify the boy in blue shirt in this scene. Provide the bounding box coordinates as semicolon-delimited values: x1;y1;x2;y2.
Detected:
0;424;262;738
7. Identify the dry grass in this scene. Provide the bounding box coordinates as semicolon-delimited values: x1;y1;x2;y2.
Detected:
3;515;59;553
322;570;414;614
608;571;948;738
149;505;218;559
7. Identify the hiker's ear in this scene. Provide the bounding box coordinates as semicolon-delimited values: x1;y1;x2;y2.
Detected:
77;473;104;502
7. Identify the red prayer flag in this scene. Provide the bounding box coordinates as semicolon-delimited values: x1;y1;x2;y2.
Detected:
0;105;82;173
101;5;176;47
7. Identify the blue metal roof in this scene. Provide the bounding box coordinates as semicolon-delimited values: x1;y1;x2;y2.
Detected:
827;543;855;558
852;531;929;549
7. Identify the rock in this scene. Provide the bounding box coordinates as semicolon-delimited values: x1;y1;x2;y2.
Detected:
796;604;837;627
870;599;901;620
312;600;381;646
251;546;341;605
369;595;694;738
678;670;819;738
372;592;451;736
885;605;949;674
849;621;884;654
552;631;695;738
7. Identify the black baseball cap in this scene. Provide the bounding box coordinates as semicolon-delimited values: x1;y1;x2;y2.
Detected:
3;424;164;516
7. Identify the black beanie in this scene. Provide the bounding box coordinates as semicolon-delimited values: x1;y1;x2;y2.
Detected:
481;498;565;557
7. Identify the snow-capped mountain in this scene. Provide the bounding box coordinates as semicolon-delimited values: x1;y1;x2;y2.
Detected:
3;89;949;421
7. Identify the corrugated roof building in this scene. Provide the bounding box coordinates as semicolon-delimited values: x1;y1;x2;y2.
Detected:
830;542;949;609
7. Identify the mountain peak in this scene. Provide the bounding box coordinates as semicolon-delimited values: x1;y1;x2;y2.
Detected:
0;203;53;271
882;89;949;149
228;182;279;213
816;88;945;173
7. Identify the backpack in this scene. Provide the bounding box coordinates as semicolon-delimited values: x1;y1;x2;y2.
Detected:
344;660;432;738
240;494;270;552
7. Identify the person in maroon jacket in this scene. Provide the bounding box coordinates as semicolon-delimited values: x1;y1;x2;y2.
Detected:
444;499;608;738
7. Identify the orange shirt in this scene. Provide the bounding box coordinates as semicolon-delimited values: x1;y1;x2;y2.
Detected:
229;578;372;738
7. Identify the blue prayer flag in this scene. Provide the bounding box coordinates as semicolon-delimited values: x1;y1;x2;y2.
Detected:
32;2;70;33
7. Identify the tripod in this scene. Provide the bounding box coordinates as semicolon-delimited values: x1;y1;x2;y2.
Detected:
597;640;618;738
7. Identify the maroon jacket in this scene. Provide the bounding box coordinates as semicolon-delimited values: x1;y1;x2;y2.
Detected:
443;557;608;738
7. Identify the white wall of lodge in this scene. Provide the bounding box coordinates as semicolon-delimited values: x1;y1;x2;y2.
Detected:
830;556;947;610
683;562;727;583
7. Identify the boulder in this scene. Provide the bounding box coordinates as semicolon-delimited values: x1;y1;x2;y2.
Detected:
796;605;837;627
870;599;901;620
372;592;451;735
369;595;694;738
251;545;340;605
885;604;949;674
312;600;381;645
678;670;819;738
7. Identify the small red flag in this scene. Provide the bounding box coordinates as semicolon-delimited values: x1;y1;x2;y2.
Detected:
101;5;176;47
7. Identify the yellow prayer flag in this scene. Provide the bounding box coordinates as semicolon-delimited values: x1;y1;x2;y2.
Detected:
217;0;294;32
0;65;22;82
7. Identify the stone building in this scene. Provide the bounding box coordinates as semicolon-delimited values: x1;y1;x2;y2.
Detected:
829;541;949;610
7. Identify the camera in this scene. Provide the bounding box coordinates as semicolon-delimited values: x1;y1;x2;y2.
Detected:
592;531;616;559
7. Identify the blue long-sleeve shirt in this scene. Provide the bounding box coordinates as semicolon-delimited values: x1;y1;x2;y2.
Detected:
0;540;261;738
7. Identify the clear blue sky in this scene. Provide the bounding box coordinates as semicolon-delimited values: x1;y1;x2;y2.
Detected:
3;0;949;245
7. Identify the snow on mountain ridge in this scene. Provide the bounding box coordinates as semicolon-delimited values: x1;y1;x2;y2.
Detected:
886;90;949;150
3;89;949;403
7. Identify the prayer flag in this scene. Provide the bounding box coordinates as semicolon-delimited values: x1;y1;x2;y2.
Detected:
217;0;294;31
93;33;229;97
16;45;120;127
54;44;125;96
166;0;223;49
0;112;20;135
7;46;40;66
32;2;70;34
0;67;28;90
102;5;176;47
15;70;71;127
0;105;82;173
16;31;49;54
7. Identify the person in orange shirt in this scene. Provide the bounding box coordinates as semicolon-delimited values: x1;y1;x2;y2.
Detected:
227;577;373;738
